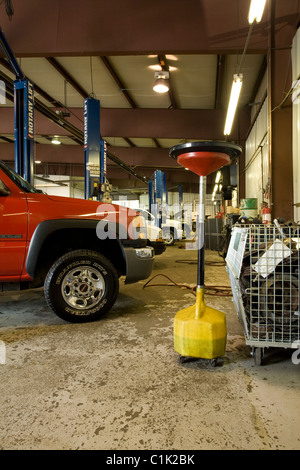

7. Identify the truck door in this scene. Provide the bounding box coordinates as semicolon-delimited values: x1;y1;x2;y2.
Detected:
0;178;28;278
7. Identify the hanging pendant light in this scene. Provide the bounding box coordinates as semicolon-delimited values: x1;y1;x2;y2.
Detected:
153;71;169;94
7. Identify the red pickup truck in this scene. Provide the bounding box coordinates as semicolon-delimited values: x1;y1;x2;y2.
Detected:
0;160;154;323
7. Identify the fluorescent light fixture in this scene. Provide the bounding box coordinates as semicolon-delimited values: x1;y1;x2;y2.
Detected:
35;160;42;164
224;74;243;136
153;71;169;94
51;137;61;145
248;0;267;24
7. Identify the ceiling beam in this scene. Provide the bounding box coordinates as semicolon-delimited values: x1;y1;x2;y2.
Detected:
100;56;139;148
100;56;137;108
157;54;177;109
2;0;297;56
214;54;225;109
0;106;251;142
123;137;136;147
0;58;64;107
1;2;298;57
0;143;200;185
0;135;14;143
46;57;89;99
0;70;148;183
101;56;160;150
95;108;251;142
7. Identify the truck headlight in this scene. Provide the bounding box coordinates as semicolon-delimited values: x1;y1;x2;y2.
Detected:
135;247;153;258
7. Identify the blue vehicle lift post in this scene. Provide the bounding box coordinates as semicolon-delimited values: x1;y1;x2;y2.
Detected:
100;138;107;196
84;96;107;200
178;185;183;210
0;28;34;183
149;170;167;228
14;80;34;184
148;180;153;213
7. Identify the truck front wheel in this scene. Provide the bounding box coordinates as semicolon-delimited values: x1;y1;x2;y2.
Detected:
44;250;119;323
162;228;175;246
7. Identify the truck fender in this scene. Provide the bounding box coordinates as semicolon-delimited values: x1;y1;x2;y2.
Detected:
25;219;126;278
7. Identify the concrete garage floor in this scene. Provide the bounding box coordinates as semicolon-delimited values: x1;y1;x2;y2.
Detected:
0;245;299;450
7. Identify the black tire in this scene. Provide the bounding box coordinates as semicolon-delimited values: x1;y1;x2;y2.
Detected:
162;228;175;246
44;250;119;323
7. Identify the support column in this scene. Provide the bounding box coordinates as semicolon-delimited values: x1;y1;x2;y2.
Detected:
268;0;293;220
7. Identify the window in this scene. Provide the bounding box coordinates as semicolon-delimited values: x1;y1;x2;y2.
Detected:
0;162;40;194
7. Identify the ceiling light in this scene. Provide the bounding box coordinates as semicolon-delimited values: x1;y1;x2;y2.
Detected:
153;78;169;93
224;74;243;136
248;0;267;24
149;64;164;71
153;71;169;94
165;55;178;61
51;137;61;145
149;64;177;72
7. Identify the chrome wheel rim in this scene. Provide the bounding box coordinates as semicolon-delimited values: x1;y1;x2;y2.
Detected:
164;233;174;244
61;265;105;309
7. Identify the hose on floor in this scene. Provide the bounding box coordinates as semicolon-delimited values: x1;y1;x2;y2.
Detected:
143;273;232;296
175;259;226;267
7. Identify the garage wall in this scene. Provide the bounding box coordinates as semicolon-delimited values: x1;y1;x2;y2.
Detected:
34;175;72;196
244;71;269;212
292;27;300;222
244;27;300;221
167;191;219;218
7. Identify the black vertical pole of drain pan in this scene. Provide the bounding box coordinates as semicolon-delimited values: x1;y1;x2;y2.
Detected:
197;175;206;289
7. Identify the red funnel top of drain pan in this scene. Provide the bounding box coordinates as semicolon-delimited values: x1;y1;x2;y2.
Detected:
177;151;229;177
169;141;242;177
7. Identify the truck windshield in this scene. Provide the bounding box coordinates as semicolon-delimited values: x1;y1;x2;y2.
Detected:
0;161;41;193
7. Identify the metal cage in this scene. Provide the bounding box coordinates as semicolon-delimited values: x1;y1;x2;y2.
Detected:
226;222;300;365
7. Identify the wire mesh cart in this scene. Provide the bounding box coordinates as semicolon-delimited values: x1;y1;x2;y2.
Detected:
225;222;300;365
